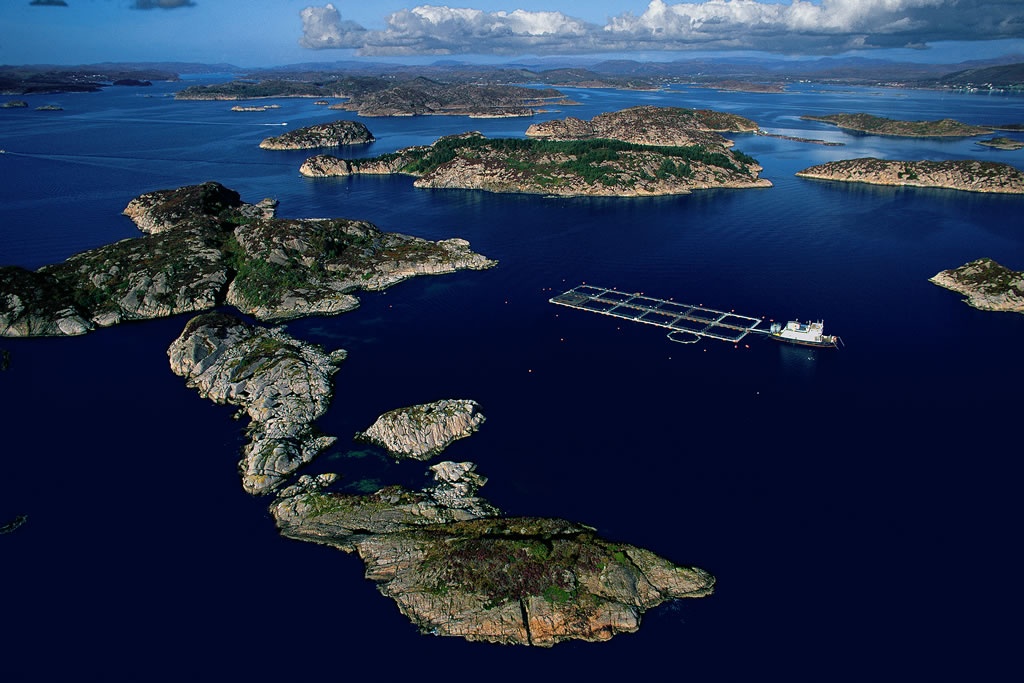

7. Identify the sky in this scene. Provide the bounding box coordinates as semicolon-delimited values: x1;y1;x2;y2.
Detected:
2;0;1023;68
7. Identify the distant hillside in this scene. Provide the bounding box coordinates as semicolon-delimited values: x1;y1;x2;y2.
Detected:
937;62;1024;88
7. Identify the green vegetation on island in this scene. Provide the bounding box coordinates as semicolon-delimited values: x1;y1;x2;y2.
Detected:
801;113;993;137
303;132;767;197
301;107;769;197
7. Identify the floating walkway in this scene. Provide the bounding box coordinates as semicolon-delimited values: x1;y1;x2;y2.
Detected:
549;284;772;345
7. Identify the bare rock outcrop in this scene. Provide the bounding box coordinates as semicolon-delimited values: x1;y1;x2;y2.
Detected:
929;258;1024;313
356;399;485;460
168;312;347;495
796;158;1024;193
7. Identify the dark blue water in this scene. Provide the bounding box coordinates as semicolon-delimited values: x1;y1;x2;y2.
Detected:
2;79;1023;682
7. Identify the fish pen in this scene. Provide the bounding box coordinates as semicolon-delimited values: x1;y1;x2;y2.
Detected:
549;284;770;345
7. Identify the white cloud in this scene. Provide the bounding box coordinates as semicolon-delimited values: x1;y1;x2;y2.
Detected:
299;3;367;49
298;1;1024;56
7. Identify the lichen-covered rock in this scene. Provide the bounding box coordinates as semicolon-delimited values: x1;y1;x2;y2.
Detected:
929;257;1024;313
796;158;1024;193
259;120;374;150
0;266;93;337
271;462;714;647
168;312;346;495
356;399;485;460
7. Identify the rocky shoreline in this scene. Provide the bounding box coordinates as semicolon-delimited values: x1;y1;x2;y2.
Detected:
929;258;1024;313
795;158;1024;194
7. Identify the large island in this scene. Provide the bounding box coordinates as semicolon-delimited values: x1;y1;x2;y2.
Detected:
795;158;1024;194
0;181;495;336
300;106;770;197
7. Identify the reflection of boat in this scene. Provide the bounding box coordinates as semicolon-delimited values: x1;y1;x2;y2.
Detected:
769;320;841;348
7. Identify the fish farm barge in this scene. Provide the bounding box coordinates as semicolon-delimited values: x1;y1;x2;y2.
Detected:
549;284;843;348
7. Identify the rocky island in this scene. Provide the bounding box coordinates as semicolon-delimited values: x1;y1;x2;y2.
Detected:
272;461;715;646
0;181;495;336
259;120;374;150
801;113;992;137
301;106;770;197
977;136;1024;150
3;177;716;647
795;158;1024;194
929;258;1024;313
168;312;347;495
355;399;486;460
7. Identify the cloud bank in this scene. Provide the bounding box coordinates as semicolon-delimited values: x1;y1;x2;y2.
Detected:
299;0;1024;56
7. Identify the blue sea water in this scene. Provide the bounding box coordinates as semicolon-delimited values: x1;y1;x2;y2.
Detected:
2;78;1023;682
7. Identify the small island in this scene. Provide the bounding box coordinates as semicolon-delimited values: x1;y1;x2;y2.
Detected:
976;136;1024;151
355;399;486;460
929;258;1024;313
801;113;993;137
259;120;374;151
301;106;770;197
2;100;28;108
795;158;1024;194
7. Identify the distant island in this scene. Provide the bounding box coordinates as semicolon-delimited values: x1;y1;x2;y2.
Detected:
795;158;1024;193
301;106;770;197
0;66;175;94
176;76;567;118
977;136;1024;150
694;80;786;93
930;258;1024;313
259;120;374;150
801;113;993;137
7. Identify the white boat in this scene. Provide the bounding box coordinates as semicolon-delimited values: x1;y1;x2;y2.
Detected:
768;320;840;348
